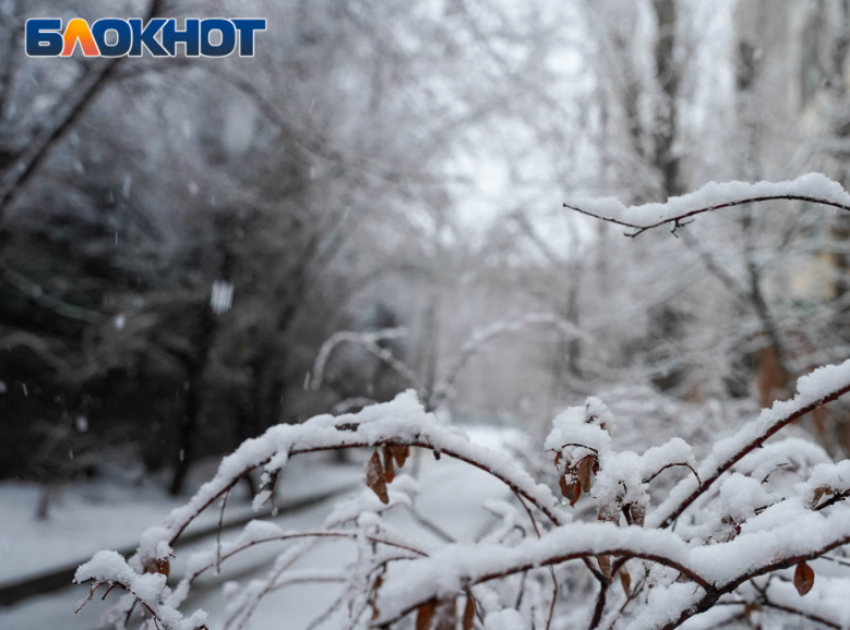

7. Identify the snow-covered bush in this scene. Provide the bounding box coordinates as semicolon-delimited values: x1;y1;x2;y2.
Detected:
76;176;850;630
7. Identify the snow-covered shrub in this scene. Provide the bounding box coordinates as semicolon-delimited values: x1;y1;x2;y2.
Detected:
76;176;850;630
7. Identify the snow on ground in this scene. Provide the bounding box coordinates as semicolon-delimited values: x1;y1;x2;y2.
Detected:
0;454;360;585
0;425;518;630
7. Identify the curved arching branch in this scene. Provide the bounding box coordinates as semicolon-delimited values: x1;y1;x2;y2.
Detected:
374;542;712;628
656;532;850;630
183;530;428;588
131;393;566;564
563;174;850;237
429;312;588;410
310;328;423;395
565;194;850;237
162;435;566;553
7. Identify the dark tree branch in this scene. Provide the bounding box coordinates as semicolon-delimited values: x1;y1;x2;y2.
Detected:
563;194;850;238
0;0;164;226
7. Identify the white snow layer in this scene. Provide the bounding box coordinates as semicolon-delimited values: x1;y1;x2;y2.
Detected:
564;172;850;227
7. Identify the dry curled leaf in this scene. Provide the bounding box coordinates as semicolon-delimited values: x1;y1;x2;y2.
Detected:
619;570;631;597
366;450;389;504
389;444;410;468
811;486;834;508
629;503;646;527
370;573;384;620
577;455;595;493
794;561;815;596
463;592;476;630
144;557;170;578
598;512;620;526
382;446;396;483
416;600;436;630
597;554;611;579
559;475;580;505
434;598;457;630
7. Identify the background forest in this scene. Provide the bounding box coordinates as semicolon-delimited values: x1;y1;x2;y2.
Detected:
4;1;850;628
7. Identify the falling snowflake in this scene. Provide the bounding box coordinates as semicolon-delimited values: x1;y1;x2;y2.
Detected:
210;281;234;315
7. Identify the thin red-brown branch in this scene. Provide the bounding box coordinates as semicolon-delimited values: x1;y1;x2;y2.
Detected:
815;489;850;511
187;530;427;584
589;580;609;629
563;194;850;238
166;437;567;549
379;547;713;628
761;600;840;629
215;487;230;574
658;533;850;630
643;462;700;485
515;492;559;630
659;383;850;528
76;580;209;630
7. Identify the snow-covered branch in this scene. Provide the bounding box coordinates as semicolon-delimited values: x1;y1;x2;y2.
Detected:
310;328;421;394
429;312;588;410
76;177;850;630
564;173;850;236
75;362;850;630
651;359;850;529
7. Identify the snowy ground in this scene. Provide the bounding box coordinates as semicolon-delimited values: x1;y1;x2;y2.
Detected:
0;426;518;630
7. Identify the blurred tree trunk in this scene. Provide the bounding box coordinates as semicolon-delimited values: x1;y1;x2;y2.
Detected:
652;0;682;198
169;299;215;495
251;340;287;430
170;238;234;495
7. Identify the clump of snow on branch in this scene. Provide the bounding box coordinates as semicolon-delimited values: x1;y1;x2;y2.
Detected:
564;172;850;229
546;397;696;524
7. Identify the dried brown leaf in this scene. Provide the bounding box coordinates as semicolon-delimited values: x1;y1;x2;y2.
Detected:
366;450;389;504
144;558;170;578
434;598;457;630
794;562;815;596
597;554;611;579
559;476;580;506
371;574;384;620
812;486;835;508
743;602;761;618
630;504;646;527
416;600;436;630
619;570;631;597
463;592;476;630
382;446;396;483
577;456;595;493
389;445;410;468
598;512;620;526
